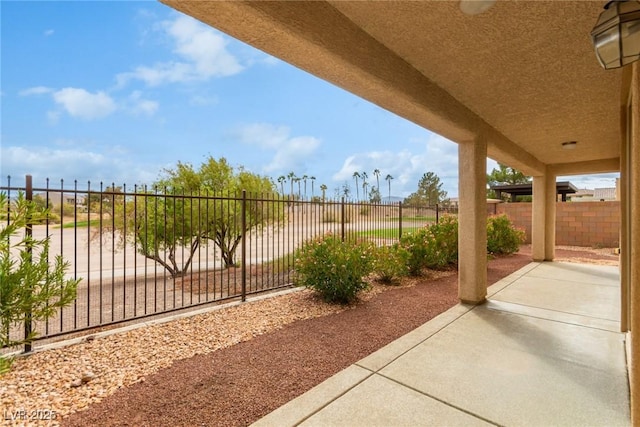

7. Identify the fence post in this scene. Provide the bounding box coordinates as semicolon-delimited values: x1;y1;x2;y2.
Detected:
398;201;403;240
341;197;345;242
241;190;247;302
436;203;440;223
24;175;33;353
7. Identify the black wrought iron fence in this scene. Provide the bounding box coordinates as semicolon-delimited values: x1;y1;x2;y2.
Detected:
1;175;453;351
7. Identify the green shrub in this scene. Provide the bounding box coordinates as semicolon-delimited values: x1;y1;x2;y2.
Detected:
322;206;352;224
0;192;79;374
399;215;459;275
424;215;458;269
372;244;409;284
322;210;338;223
294;234;374;303
399;227;431;276
60;202;77;217
487;214;524;255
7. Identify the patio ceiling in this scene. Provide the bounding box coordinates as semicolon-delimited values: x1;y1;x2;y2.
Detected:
160;0;624;177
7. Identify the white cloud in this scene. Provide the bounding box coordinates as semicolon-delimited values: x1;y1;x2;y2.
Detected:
235;43;281;68
44;29;54;37
19;86;54;96
189;94;219;106
261;56;281;67
52;88;117;120
46;110;61;124
558;173;619;190
233;123;321;173
333;134;459;197
267;136;321;173
28;87;156;120
488;158;619;190
235;123;290;149
116;15;243;87
125;90;159;116
0;145;159;185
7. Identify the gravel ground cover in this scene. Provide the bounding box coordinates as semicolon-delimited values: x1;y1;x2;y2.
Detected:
1;246;617;426
1;290;345;427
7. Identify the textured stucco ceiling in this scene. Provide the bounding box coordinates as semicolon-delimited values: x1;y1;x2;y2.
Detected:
160;0;623;176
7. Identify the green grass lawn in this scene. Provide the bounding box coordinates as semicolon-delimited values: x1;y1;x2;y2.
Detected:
56;219;101;229
355;226;422;239
383;216;436;222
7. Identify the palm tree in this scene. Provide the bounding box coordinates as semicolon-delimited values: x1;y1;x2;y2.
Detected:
287;171;296;198
277;175;286;195
310;176;316;199
352;171;360;200
295;177;302;199
373;169;381;193
302;175;308;200
385;174;394;201
320;183;327;202
361;171;368;201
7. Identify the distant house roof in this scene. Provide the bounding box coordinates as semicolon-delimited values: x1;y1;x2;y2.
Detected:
571;188;594;197
490;181;578;201
593;187;616;200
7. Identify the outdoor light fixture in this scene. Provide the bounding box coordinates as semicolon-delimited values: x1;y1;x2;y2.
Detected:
591;0;640;69
459;0;496;16
562;141;578;150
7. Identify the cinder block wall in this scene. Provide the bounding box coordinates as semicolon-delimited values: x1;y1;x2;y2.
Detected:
495;201;620;248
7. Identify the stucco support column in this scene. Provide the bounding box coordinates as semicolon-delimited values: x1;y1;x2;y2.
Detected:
532;175;547;262
544;167;556;261
629;62;640;427
621;110;630;333
458;135;487;304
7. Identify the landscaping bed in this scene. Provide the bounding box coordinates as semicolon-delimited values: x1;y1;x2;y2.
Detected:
0;246;617;427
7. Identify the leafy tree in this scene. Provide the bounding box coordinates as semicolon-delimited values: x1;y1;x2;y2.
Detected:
32;194;48;210
88;185;124;219
404;172;448;207
30;194;59;224
163;157;282;270
342;182;351;199
486;163;530;200
0;192;78;374
369;186;382;203
103;157;283;277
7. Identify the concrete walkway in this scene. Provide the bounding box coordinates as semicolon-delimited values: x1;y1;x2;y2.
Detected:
253;262;630;427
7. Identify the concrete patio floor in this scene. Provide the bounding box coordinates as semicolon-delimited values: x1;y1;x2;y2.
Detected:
253;262;629;427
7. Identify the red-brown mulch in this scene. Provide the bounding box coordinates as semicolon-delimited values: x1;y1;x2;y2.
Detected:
62;253;533;427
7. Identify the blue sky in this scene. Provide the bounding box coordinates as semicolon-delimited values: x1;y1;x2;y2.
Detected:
1;1;618;199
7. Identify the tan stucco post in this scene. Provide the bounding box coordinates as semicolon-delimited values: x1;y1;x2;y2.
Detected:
628;62;640;427
532;175;547;261
621;98;630;333
458;136;488;304
544;166;556;261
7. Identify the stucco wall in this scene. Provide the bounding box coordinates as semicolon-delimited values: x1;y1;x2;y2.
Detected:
496;201;620;248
